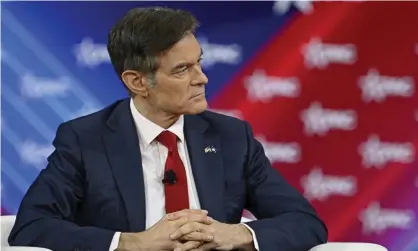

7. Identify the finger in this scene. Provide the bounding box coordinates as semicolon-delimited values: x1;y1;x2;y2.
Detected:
167;209;208;221
184;209;209;215
170;222;204;240
166;209;206;220
174;213;214;227
165;213;183;221
174;240;202;251
179;232;214;242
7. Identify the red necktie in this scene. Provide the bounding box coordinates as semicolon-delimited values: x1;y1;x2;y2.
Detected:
156;130;190;213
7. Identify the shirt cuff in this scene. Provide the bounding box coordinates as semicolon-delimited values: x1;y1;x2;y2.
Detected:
240;223;259;250
109;232;121;251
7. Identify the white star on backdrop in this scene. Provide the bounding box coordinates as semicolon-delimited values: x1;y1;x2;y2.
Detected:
273;0;314;15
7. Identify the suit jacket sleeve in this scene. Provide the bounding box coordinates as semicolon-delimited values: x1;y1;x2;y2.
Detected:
243;121;328;251
8;123;115;251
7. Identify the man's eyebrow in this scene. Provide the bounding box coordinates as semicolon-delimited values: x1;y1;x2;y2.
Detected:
170;50;204;72
171;62;189;72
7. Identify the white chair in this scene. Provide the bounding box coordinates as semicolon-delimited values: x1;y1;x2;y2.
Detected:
1;215;51;251
2;215;388;251
310;242;388;251
1;215;16;247
240;216;388;251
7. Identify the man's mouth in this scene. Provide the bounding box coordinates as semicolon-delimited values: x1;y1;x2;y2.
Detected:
192;93;204;98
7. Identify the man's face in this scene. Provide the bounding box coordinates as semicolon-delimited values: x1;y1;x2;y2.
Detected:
146;34;208;115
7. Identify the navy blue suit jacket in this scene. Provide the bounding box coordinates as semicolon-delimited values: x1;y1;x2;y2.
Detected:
9;98;327;251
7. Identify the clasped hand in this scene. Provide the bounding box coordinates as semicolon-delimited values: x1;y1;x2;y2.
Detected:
168;210;252;251
118;209;253;251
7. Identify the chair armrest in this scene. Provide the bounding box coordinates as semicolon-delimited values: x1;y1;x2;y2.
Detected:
309;242;388;251
2;247;52;251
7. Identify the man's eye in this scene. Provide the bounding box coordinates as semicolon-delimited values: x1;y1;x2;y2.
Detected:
178;68;188;73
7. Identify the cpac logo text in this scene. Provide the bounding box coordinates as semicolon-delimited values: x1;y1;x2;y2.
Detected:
300;102;357;136
359;202;414;234
73;38;109;68
198;37;242;68
20;73;72;98
256;136;300;164
358;135;414;169
301;167;356;201
302;37;356;69
358;69;414;103
245;70;300;102
19;141;54;169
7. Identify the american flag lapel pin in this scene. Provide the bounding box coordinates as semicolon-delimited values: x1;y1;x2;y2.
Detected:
204;146;216;153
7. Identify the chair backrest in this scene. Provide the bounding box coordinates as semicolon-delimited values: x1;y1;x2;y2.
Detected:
1;215;16;247
309;242;388;251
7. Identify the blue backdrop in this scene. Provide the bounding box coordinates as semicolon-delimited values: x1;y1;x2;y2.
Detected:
3;2;418;251
1;1;294;214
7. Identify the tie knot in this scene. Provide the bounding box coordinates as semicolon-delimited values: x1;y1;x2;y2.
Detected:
156;130;178;150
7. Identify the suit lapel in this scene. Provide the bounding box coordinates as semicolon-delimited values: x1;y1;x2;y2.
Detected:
102;99;146;231
184;114;226;222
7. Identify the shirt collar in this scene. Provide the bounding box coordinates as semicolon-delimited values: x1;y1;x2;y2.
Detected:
130;99;184;149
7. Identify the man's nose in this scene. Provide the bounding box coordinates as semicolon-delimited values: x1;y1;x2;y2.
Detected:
191;66;208;86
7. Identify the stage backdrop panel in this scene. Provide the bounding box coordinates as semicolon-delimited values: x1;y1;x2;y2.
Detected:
1;2;418;251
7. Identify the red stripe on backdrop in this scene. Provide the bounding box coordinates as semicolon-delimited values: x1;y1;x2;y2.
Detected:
209;0;418;244
340;153;418;248
209;0;361;229
209;2;360;118
328;161;410;241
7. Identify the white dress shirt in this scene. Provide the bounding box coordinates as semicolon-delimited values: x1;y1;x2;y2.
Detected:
109;99;258;250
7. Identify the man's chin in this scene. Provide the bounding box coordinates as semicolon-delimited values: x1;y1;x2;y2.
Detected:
184;101;208;115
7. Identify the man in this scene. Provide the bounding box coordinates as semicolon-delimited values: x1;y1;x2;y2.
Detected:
9;6;327;251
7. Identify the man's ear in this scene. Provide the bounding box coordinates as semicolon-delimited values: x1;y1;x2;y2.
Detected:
121;70;149;97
